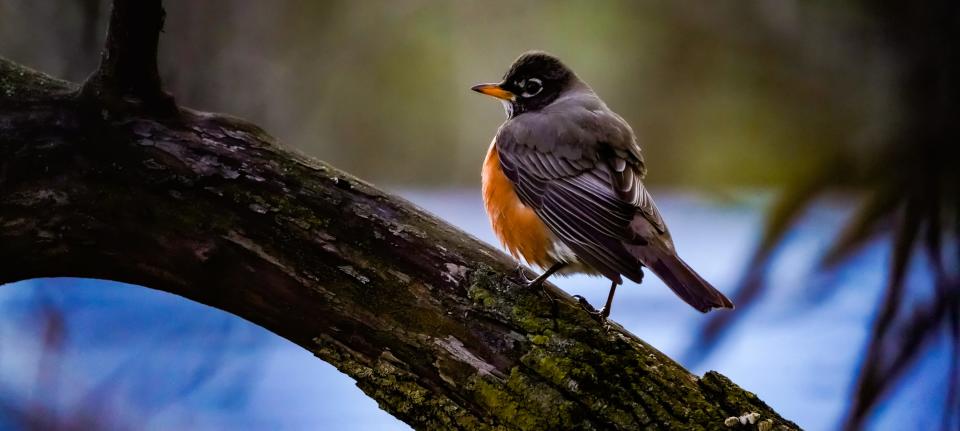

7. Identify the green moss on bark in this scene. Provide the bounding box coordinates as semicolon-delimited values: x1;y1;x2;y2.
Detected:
0;58;75;101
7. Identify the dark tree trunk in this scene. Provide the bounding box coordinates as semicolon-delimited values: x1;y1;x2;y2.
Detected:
0;1;799;430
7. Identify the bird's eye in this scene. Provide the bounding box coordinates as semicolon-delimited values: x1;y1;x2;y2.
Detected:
521;78;543;98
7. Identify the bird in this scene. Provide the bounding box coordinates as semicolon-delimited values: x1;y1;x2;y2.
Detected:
471;51;733;319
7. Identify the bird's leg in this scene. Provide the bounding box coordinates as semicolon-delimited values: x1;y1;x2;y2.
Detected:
600;281;618;319
526;262;565;289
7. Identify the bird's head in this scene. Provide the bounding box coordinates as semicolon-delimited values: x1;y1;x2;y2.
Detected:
471;51;577;117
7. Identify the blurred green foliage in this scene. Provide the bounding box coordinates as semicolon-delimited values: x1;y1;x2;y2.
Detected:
0;0;895;187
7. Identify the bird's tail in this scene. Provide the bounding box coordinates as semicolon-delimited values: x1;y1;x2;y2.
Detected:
645;251;734;313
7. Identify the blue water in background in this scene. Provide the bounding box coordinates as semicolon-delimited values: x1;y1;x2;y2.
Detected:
0;189;950;430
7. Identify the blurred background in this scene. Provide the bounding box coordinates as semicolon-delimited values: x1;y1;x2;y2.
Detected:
0;1;956;430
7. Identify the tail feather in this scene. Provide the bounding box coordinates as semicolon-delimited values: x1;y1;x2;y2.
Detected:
647;253;733;313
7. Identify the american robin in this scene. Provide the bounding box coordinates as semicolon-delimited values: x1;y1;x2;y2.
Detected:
472;51;733;318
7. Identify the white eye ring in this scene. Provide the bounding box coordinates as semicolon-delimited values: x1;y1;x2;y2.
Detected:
521;78;543;98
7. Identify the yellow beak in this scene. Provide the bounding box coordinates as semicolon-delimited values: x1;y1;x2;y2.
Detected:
471;83;516;101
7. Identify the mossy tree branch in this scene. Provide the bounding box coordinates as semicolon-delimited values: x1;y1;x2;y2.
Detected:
0;2;799;430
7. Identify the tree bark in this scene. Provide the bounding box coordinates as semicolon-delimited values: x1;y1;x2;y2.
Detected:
0;2;799;430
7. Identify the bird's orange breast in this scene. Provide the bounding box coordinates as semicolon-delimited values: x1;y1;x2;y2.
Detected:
482;142;554;268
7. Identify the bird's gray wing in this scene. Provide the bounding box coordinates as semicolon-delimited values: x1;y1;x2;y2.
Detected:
496;104;653;283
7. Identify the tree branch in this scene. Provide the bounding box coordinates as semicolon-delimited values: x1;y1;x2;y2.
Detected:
0;1;799;428
78;0;176;116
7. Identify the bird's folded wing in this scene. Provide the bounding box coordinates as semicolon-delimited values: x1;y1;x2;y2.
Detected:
497;113;655;282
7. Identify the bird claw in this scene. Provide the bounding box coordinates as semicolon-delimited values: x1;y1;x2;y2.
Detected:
519;267;549;291
515;265;535;285
572;295;594;311
572;295;608;322
515;265;557;303
527;279;546;290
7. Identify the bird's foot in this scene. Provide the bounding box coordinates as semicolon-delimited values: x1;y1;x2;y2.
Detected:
515;265;557;304
572;295;607;322
572;295;595;312
526;278;545;289
515;265;535;285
